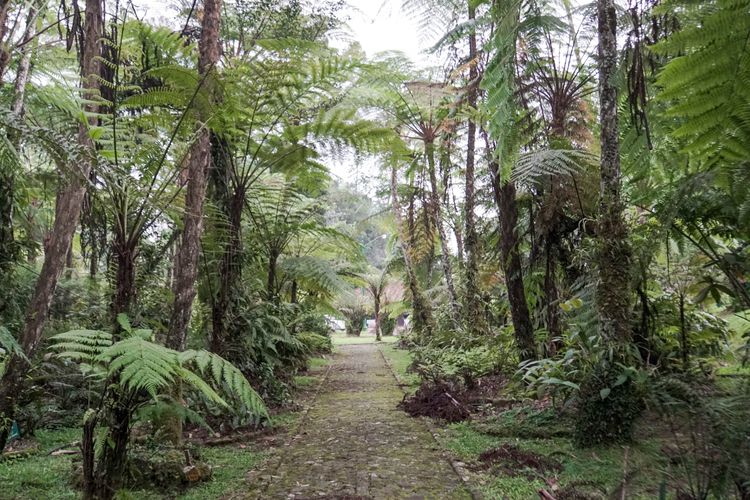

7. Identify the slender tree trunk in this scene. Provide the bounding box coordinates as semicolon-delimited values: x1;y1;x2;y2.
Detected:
425;140;461;327
0;0;13;83
488;156;537;361
0;3;39;275
167;0;222;352
0;0;102;451
390;163;433;337
596;0;631;342
374;295;382;341
266;250;278;303
544;243;562;354
463;2;487;334
112;236;136;318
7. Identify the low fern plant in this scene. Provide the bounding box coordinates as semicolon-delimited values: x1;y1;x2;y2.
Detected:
49;314;267;494
51;314;268;421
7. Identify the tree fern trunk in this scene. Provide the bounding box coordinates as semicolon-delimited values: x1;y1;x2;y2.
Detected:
489;158;537;361
463;2;487;334
425;140;461;328
211;186;244;355
167;0;222;352
596;0;632;342
391;163;434;337
112;235;136;319
0;0;102;451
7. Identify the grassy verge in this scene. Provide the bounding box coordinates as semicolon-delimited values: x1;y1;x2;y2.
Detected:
437;421;667;499
378;343;420;393
0;427;268;500
308;355;332;370
331;332;398;345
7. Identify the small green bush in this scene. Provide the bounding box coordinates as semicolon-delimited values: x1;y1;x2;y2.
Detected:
297;331;333;354
573;364;644;447
414;345;506;386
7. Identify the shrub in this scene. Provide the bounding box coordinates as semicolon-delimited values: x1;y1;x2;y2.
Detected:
379;313;396;336
573;363;644;446
652;376;750;499
414;344;507;387
297;331;332;355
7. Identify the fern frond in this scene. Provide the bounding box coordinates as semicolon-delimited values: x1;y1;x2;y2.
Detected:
97;337;179;397
51;329;113;362
0;327;25;360
179;350;268;421
512;149;596;185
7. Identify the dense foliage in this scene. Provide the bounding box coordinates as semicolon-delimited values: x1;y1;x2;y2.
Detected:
0;0;748;498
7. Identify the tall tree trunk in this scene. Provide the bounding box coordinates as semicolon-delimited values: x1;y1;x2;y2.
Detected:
390;163;433;337
463;2;486;333
538;119;567;352
425;140;461;327
112;236;136;318
488;156;537;361
167;0;222;352
596;0;631;342
266;250;279;303
0;0;102;451
544;243;562;354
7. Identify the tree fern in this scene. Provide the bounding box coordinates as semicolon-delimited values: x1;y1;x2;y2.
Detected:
179;350;268;420
654;0;750;163
50;323;268;420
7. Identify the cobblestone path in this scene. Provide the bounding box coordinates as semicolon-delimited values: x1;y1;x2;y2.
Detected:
244;343;472;499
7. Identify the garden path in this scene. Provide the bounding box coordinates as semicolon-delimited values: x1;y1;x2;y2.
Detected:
243;343;471;499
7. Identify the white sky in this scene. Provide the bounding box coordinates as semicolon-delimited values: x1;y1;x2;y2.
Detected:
133;1;432;67
335;1;432;67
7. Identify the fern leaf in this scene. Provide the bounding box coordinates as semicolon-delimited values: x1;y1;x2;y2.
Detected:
51;330;113;362
97;337;179;397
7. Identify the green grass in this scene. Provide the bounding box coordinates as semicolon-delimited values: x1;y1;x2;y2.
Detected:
0;427;266;499
378;343;420;392
331;332;398;345
0;427;80;499
176;445;265;499
294;375;317;387
308;356;332;370
440;421;667;499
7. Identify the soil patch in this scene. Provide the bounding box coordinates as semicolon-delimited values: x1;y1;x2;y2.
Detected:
398;382;471;423
473;443;562;477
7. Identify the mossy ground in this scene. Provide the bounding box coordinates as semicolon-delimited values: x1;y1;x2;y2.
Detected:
438;422;667;499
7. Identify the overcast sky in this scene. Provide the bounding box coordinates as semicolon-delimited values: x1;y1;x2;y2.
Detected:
133;0;430;66
335;1;431;66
